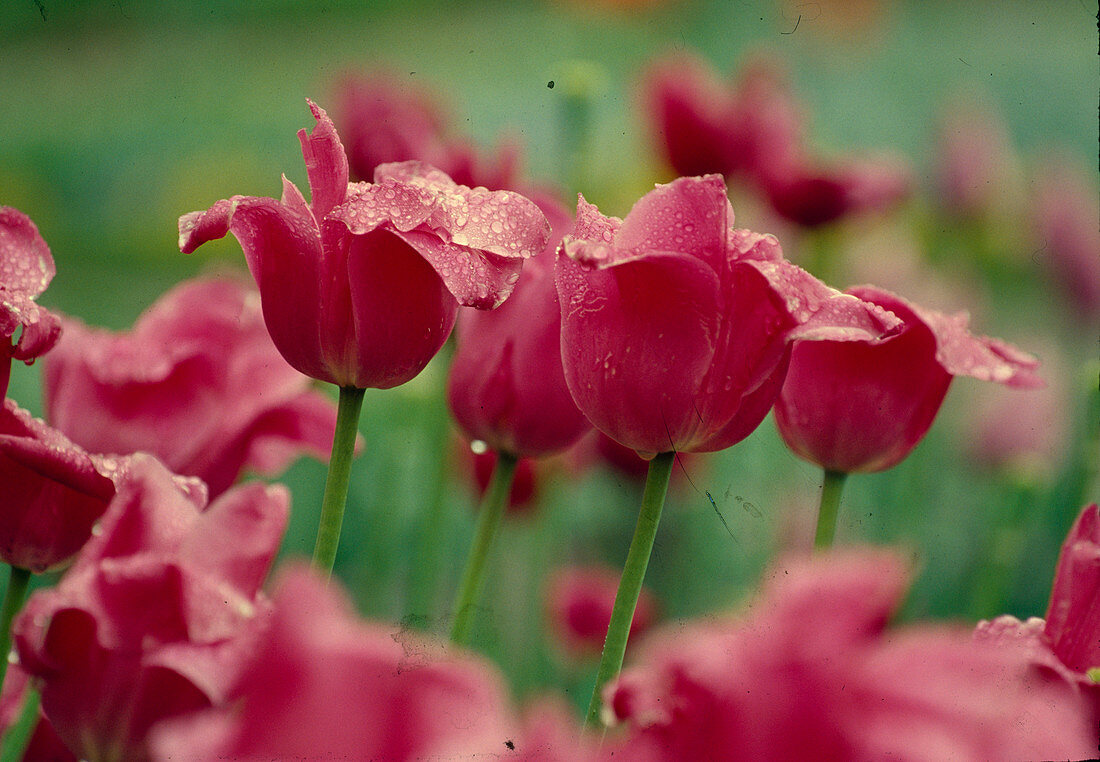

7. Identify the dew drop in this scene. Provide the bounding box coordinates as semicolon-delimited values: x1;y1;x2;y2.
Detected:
490;220;503;234
470;439;488;455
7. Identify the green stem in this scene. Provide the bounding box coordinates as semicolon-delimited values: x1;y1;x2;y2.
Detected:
814;469;848;549
584;451;674;730
449;451;519;645
0;566;31;694
311;385;366;578
0;684;39;762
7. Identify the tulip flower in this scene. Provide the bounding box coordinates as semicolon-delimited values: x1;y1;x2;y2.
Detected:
446;192;588;645
332;70;522;191
604;549;1097;761
179;100;549;575
42;276;339;497
773;285;1040;547
0;207;62;399
13;455;288;762
556;173;899;727
148;565;516;761
0;664;74;762
545;565;657;659
976;503;1100;706
0;399;128;573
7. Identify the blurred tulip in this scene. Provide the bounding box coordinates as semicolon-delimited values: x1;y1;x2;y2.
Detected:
1032;152;1100;321
545;565;657;658
0;207;62;399
472;447;538;512
0;399;125;572
555;174;900;456
13;455;287;762
333;71;524;191
605;549;1096;760
43;277;339;497
448;193;590;458
0;663;74;762
179;100;549;390
149;564;516;761
774;286;1041;473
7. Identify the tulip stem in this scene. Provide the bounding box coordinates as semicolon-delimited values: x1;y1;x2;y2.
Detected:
584;450;674;731
311;385;366;578
450;451;519;645
0;684;39;762
0;566;31;693
815;469;848;549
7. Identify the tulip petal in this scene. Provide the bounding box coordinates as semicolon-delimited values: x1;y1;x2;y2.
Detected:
1045;504;1100;674
299;100;350;222
0;206;55;296
557;248;721;455
615;175;731;274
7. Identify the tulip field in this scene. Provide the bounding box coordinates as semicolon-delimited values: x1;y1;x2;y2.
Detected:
0;1;1096;759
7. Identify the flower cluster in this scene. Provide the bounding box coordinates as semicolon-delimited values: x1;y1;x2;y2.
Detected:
0;35;1095;761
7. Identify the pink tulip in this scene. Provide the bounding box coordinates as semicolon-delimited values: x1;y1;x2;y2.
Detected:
179;100;549;390
976;503;1100;703
545;565;657;658
0;207;62;398
42;276;339;496
332;71;523;191
0;664;74;762
149;564;518;761
774;285;1041;473
555;174;900;456
605;549;1097;760
13;455;287;762
0;399;125;572
448;193;590;457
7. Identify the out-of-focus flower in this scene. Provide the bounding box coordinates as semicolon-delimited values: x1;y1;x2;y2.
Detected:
546;565;657;658
774;285;1041;473
148;564;517;761
42;277;339;497
13;454;288;762
332;71;523;191
0;206;62;398
0;664;75;762
448;193;590;458
640;53;800;181
963;339;1069;478
555;174;900;456
605;549;1097;760
1032;152;1100;321
472;447;538;511
641;55;909;228
179;100;549;390
0;399;125;572
976;503;1100;704
934;95;1023;220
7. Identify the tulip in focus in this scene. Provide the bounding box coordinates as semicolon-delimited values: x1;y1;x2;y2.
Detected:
179;100;549;390
42;277;339;497
0;399;125;572
0;207;62;399
448;193;590;459
556;174;900;457
774;285;1041;474
13;455;288;762
605;549;1097;760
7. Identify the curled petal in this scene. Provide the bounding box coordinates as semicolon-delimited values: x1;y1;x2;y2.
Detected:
0;206;55;296
299;100;350;221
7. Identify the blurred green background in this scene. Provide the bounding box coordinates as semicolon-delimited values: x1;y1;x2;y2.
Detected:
2;0;1096;706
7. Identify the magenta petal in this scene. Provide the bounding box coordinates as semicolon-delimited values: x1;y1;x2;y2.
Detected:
557;248;721;455
390;228;524;308
298;100;350;221
1045;504;1100;674
239;390;341;475
344;228;457;389
0;206;55;296
2;289;62;361
615;175;731;272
